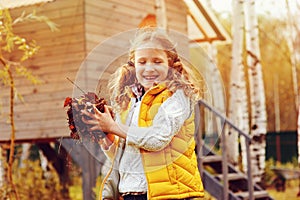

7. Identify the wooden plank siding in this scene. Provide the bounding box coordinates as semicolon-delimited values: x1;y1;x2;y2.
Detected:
0;0;189;142
0;0;85;141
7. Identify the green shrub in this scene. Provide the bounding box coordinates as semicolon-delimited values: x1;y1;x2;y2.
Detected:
0;160;63;200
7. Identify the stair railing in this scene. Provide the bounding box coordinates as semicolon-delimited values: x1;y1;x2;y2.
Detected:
197;99;254;200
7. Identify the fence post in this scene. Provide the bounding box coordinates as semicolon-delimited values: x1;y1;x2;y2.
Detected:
221;121;229;200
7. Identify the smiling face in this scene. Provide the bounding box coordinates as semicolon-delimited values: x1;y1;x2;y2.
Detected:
134;47;169;91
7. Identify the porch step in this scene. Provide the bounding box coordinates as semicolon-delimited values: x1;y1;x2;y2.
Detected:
202;155;222;163
235;190;270;200
198;101;274;200
215;173;246;181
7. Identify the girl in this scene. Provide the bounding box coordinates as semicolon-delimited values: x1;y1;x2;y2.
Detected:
82;28;204;200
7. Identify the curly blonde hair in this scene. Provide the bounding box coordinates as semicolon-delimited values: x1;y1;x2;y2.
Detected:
108;29;201;112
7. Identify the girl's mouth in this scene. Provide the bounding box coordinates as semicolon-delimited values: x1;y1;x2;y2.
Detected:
143;75;158;81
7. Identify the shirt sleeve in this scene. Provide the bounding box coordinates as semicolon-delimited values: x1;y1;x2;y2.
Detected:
100;114;124;160
100;137;118;161
125;90;193;151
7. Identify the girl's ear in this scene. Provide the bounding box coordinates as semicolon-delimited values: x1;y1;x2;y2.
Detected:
168;57;174;67
128;60;134;67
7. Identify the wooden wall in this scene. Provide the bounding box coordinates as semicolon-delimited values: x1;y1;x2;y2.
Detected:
0;0;189;141
1;0;85;141
76;0;189;100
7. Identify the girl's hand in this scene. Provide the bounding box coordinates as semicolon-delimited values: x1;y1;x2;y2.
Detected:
81;105;115;133
82;105;128;139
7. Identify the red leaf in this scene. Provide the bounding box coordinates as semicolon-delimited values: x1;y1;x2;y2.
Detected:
64;97;72;107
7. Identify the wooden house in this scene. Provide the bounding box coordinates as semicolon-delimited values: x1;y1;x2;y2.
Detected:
0;0;229;142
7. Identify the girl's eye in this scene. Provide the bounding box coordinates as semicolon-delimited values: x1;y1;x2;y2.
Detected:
154;60;162;64
138;60;146;64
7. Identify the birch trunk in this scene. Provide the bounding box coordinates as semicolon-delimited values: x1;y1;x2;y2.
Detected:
155;0;167;29
285;0;300;165
202;0;226;148
0;145;9;187
0;147;4;187
285;0;300;109
228;0;249;168
244;0;267;183
19;143;31;168
298;106;300;165
206;43;226;141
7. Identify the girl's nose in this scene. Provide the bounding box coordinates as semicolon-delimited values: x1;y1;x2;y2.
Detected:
144;62;155;71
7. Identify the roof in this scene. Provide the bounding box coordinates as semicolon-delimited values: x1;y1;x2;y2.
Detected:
183;0;231;44
0;0;54;9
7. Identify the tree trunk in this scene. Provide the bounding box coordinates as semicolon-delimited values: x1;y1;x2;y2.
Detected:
0;146;4;187
39;149;49;172
285;0;300;167
207;43;226;138
19;143;31;168
244;0;267;183
285;0;300;109
228;0;249;168
155;0;167;29
37;142;71;199
0;144;9;185
298;106;300;166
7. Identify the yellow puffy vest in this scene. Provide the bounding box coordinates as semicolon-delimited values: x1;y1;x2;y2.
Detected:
123;84;204;199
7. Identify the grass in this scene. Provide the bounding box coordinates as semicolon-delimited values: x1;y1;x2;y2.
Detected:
69;175;101;200
267;179;300;200
69;185;83;200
